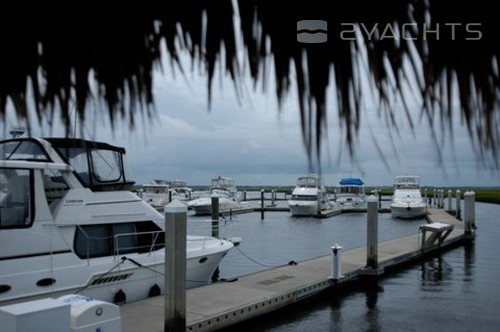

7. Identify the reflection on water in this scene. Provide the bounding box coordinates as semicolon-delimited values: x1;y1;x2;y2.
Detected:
363;283;383;332
420;256;454;289
462;242;475;283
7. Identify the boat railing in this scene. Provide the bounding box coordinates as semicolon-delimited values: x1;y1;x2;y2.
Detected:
75;225;165;264
113;231;165;258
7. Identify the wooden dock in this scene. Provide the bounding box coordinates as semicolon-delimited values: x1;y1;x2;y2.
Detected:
316;207;391;218
120;208;473;332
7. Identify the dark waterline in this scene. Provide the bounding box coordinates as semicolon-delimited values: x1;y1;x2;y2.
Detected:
189;201;500;331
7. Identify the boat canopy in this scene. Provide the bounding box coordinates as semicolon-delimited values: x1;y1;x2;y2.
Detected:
393;176;420;190
46;138;135;191
0;137;135;192
211;176;235;189
297;174;321;187
339;178;364;186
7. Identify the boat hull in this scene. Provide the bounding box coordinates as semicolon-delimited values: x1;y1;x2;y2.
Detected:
335;196;366;209
0;237;234;306
288;200;331;216
390;203;427;219
390;178;427;219
288;202;319;216
190;198;241;216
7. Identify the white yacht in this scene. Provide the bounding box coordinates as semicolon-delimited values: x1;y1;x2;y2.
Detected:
188;176;241;216
390;175;427;219
334;177;366;209
168;179;192;202
288;174;332;216
140;179;171;209
0;137;235;306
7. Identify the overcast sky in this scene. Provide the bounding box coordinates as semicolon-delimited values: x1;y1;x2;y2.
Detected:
2;47;498;188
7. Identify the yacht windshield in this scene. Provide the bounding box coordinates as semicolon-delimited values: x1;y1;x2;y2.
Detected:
297;177;319;187
47;138;135;191
0;140;50;161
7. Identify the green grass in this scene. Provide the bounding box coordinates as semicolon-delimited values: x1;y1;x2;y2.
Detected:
470;188;500;204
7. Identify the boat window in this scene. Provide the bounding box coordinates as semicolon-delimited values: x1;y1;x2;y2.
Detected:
112;223;137;255
136;221;165;253
74;221;164;259
291;194;318;201
297;177;319;187
0;168;33;228
90;149;122;183
75;224;111;258
43;169;69;208
339;186;363;194
60;147;91;186
48;138;135;191
0;140;50;161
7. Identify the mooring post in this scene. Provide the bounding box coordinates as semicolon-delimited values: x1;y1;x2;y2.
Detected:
260;189;265;220
366;195;378;269
447;189;452;211
470;191;476;229
271;189;275;205
317;188;321;215
243;190;247;202
432;189;437;207
211;196;219;238
330;244;343;280
169;190;172;203
463;191;476;236
164;200;187;332
456;189;461;219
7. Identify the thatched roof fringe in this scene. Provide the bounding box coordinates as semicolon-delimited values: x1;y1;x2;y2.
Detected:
0;0;498;167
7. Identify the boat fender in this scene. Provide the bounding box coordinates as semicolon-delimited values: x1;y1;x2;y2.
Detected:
288;260;298;266
114;289;126;305
149;284;161;297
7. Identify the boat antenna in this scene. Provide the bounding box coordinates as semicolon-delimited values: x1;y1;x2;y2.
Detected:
9;127;25;138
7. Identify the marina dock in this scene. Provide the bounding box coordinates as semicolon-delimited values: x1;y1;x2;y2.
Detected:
120;206;474;332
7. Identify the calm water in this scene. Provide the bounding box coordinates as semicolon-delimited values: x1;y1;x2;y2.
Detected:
189;201;500;331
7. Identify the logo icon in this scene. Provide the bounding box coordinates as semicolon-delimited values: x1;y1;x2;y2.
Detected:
297;20;328;43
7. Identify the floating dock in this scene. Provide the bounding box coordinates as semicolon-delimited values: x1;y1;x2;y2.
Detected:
120;207;474;332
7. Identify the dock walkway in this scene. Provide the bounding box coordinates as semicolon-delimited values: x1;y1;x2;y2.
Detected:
120;208;470;332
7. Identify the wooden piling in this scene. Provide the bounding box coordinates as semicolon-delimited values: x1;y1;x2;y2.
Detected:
366;196;378;269
456;189;461;219
260;189;265;220
211;196;219;238
164;201;187;331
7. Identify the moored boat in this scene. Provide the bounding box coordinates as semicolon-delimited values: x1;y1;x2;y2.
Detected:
390;175;427;219
0;137;235;306
334;177;366;209
288;174;332;216
188;176;242;216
